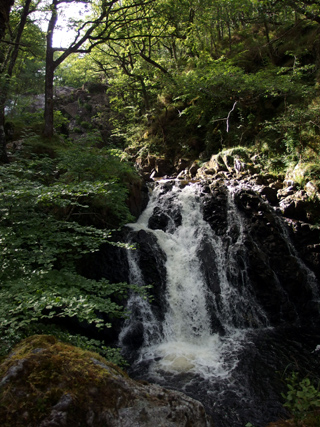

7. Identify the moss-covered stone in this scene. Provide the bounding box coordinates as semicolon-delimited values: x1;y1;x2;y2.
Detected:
0;335;212;427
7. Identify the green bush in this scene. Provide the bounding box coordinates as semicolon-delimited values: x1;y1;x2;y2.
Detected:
282;372;320;422
0;146;143;363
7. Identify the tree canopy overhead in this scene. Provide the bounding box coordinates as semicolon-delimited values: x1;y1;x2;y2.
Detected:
2;0;320;143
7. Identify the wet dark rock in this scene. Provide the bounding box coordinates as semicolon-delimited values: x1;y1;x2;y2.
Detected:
197;241;221;295
202;187;229;235
132;230;166;282
199;185;320;326
175;158;190;173
259;186;278;205
286;220;320;280
148;205;182;231
120;320;145;348
128;229;168;321
189;162;200;177
234;189;266;213
279;190;310;221
127;179;149;218
148;208;171;230
154;158;175;177
279;198;297;218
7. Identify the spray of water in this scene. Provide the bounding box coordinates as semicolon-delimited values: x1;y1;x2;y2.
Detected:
120;181;269;378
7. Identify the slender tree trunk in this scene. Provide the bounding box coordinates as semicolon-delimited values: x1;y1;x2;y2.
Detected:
0;0;14;42
137;76;150;112
7;0;32;77
0;106;9;163
43;0;58;139
263;18;276;64
228;21;232;52
0;0;14;163
0;0;31;162
44;48;55;138
0;71;10;163
172;38;178;63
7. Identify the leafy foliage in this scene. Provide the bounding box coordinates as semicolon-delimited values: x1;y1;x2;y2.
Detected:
0;146;142;362
79;0;319;163
282;372;320;423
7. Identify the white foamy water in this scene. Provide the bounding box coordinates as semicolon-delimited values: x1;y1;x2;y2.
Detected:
141;328;248;379
120;181;266;379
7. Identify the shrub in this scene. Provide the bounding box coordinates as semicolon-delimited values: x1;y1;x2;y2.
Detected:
282;372;320;423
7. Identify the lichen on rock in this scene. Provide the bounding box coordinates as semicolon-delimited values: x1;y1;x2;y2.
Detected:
0;335;213;427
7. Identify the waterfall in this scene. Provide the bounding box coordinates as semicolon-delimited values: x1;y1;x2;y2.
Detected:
120;181;269;376
118;179;320;427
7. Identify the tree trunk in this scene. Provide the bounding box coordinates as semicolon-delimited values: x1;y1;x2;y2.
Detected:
0;107;9;163
263;18;276;64
43;0;58;139
137;76;150;112
0;0;15;163
7;0;32;77
0;76;10;163
43;48;55;138
0;0;14;42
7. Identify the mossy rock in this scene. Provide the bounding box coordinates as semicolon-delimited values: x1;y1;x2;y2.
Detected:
0;335;212;427
220;147;251;160
207;154;228;173
286;162;320;189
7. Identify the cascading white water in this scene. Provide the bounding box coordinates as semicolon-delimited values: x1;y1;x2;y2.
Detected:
215;186;270;329
120;181;269;378
276;212;320;300
124;246;163;347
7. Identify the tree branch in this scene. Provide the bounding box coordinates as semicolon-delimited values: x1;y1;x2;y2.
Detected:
139;51;168;74
211;101;238;133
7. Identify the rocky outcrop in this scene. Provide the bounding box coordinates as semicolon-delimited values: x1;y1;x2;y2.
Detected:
93;149;320;331
137;149;320;279
135;155;175;179
232;186;319;324
197;151;320;282
136;149;319;225
0;335;213;427
198;151;319;225
53;84;112;142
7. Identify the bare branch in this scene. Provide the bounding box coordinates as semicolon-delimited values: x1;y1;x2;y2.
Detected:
211;101;238;133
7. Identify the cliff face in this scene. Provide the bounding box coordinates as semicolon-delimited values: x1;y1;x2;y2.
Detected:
0;335;213;427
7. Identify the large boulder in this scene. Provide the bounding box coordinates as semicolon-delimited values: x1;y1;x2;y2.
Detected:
0;335;213;427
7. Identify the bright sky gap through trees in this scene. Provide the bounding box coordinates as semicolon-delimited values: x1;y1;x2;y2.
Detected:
36;1;91;47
